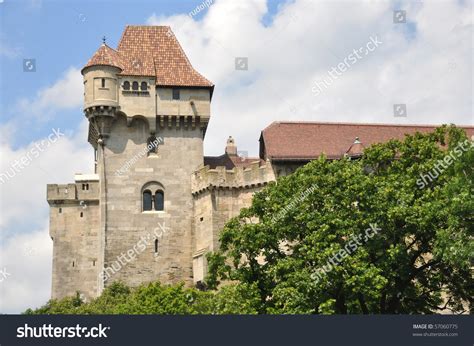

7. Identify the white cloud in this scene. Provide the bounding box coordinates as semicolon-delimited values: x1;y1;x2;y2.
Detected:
16;67;83;120
0;120;92;231
0;64;92;312
1;0;473;313
0;120;92;313
148;0;473;156
0;225;52;313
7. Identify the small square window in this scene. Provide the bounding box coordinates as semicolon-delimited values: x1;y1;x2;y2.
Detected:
172;88;180;100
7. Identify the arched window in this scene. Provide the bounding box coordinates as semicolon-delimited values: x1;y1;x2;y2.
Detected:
143;190;153;211
140;81;148;91
132;81;139;91
154;239;159;254
141;182;165;212
123;81;130;90
154;190;164;211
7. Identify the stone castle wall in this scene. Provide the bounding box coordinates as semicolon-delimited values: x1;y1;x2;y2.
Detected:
190;162;276;283
99;114;204;288
47;178;100;300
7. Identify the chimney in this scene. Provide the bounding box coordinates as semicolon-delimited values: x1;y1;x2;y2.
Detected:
225;136;237;156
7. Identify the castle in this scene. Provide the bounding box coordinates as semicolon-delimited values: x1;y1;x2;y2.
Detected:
47;25;474;300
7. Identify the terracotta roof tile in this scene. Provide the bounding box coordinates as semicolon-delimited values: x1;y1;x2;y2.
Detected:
261;121;474;160
83;25;213;88
82;44;124;72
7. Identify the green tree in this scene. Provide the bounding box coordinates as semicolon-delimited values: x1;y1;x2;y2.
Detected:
207;126;473;314
25;281;260;314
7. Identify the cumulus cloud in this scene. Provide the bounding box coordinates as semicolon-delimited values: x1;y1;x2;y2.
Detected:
0;119;92;313
0;64;92;312
1;0;473;313
0;120;92;231
0;225;52;313
148;0;473;156
16;67;83;120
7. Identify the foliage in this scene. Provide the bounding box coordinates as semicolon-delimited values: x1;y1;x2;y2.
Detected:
24;281;260;315
207;125;473;314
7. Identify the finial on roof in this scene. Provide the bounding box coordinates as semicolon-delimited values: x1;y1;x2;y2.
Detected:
102;36;107;45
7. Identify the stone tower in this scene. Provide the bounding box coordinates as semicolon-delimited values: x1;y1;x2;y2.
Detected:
47;26;214;300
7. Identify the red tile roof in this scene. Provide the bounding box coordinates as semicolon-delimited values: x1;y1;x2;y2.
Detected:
260;121;474;160
82;44;124;72
83;25;214;89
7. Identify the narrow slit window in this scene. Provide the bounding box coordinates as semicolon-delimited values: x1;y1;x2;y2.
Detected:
80;212;83;218
154;239;159;254
101;78;105;88
59;207;62;214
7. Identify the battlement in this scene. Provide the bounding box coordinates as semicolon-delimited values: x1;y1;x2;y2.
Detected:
47;174;99;204
191;160;276;195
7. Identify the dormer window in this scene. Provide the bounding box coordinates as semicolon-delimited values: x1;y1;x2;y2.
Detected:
132;81;139;91
172;88;180;100
123;81;130;90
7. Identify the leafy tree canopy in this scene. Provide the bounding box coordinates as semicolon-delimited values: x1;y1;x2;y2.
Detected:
25;281;261;315
207;125;473;314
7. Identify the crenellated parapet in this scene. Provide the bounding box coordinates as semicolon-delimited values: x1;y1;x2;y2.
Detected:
47;174;100;204
191;160;276;195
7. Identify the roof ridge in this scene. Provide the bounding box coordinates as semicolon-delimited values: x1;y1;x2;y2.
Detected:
267;120;474;129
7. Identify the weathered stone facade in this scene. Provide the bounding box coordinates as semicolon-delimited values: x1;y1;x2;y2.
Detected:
48;25;474;301
47;26;273;300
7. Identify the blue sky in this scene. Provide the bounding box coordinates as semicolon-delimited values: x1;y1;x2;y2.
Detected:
0;0;472;313
0;0;283;147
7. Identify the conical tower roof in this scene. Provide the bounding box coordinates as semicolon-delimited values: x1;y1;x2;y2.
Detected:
82;43;124;73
